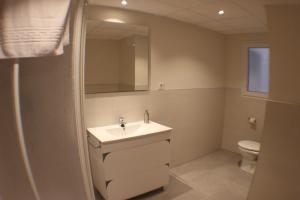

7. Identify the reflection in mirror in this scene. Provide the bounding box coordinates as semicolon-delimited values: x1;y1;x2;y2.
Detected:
85;19;150;94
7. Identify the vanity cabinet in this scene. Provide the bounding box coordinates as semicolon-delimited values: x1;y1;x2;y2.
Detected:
88;123;172;200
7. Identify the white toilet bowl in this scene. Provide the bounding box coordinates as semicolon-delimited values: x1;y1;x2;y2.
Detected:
238;140;260;174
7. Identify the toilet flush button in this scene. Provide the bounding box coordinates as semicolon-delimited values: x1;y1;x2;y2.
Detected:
248;117;256;125
159;82;165;90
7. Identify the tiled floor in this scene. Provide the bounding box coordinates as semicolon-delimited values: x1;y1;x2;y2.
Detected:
97;150;254;200
170;150;253;200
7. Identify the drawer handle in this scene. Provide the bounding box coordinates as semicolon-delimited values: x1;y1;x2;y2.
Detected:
166;163;170;167
166;139;171;143
87;135;101;149
102;152;111;161
88;140;100;149
105;180;112;188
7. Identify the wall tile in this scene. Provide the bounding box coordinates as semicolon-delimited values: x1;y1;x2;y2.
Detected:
85;88;225;166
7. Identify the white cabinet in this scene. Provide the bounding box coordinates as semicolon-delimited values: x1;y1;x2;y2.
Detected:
88;126;172;200
107;165;169;200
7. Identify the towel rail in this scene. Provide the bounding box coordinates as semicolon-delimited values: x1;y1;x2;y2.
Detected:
12;60;41;200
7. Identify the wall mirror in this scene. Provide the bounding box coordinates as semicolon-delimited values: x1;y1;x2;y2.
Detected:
84;18;150;94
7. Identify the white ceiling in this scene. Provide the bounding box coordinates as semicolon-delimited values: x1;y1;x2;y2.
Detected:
88;0;300;34
86;20;149;39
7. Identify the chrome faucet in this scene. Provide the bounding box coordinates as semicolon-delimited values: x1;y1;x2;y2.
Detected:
144;110;150;124
119;117;126;128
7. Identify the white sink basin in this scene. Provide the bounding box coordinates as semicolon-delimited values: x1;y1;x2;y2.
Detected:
88;121;172;144
106;124;142;137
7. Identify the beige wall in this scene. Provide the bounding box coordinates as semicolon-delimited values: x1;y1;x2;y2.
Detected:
222;88;266;153
0;2;90;198
248;5;300;200
222;33;268;153
225;33;268;89
266;6;300;104
119;36;135;90
134;36;149;90
0;61;37;200
85;39;120;92
249;102;300;200
0;53;89;200
85;36;149;92
85;6;226;166
85;89;225;167
87;6;225;90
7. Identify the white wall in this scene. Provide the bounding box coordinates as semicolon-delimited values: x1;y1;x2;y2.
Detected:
85;39;121;86
266;6;300;104
0;61;37;200
85;6;226;166
87;6;225;90
85;39;121;93
134;36;149;90
248;5;300;200
0;2;90;199
222;89;266;153
222;33;268;153
0;51;89;200
119;36;135;90
86;89;225;166
224;33;268;89
85;36;149;92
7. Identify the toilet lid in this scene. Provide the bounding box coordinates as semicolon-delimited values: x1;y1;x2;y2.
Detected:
238;140;260;152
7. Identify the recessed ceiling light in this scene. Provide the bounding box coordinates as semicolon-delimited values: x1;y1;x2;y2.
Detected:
121;0;127;6
218;10;224;15
104;18;124;23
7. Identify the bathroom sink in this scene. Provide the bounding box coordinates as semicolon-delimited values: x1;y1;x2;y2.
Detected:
106;124;142;137
87;121;172;144
88;121;172;200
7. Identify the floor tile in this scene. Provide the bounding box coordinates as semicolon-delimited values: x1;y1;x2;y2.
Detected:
171;150;253;200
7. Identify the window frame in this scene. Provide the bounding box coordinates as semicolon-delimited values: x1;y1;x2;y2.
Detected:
242;43;270;99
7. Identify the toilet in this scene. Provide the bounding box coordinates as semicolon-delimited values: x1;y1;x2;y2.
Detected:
238;140;260;174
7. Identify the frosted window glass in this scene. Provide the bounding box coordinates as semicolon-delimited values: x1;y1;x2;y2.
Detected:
248;48;269;93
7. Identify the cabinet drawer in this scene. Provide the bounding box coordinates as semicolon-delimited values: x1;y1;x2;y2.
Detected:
104;141;170;180
107;165;169;200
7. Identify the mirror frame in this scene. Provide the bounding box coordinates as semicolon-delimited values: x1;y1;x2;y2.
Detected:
84;10;151;94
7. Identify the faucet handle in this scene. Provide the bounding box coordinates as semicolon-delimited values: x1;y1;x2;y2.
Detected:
119;117;126;128
119;116;125;124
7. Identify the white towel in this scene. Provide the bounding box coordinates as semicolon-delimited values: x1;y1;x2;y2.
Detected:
0;0;71;59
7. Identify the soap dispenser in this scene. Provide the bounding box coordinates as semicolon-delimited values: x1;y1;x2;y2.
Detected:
144;110;150;123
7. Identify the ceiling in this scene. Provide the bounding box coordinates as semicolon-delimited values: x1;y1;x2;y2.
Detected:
88;0;300;34
86;20;149;40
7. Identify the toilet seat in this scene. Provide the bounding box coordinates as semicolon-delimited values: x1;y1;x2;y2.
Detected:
238;140;260;153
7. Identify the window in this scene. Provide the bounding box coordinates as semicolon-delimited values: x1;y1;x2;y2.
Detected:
243;45;270;98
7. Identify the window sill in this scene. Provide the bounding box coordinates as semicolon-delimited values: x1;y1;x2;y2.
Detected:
241;90;268;100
